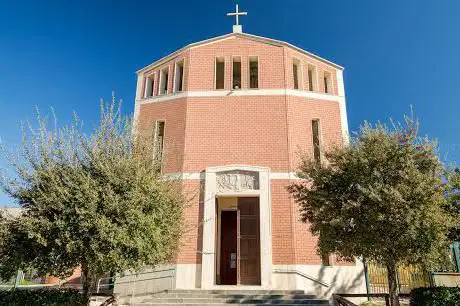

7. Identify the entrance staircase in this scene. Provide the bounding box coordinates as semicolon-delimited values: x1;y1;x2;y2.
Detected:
125;289;330;305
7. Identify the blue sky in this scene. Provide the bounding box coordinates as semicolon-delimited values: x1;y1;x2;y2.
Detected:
0;0;459;206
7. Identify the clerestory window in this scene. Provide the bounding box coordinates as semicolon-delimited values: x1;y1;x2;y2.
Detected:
312;119;322;164
174;60;184;93
232;57;242;89
153;120;165;165
215;57;225;89
144;75;155;98
293;61;300;89
249;57;259;89
159;67;169;95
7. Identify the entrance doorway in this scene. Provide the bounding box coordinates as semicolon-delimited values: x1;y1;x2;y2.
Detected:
217;197;261;285
220;211;237;284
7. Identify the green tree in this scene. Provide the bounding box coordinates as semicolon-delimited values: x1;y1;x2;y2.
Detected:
288;117;454;306
446;168;460;242
0;99;185;300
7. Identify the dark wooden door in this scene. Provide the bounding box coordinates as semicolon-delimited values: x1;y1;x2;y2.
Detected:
237;197;261;285
220;211;237;285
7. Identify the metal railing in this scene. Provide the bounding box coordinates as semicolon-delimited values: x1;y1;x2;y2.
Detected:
0;283;59;290
96;277;115;294
367;263;430;294
272;268;331;288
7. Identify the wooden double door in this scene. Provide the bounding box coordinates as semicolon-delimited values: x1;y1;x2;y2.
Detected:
219;197;261;285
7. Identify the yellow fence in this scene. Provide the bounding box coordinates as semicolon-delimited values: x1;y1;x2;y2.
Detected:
368;263;431;294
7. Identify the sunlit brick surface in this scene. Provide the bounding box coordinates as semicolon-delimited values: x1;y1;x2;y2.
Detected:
136;34;349;266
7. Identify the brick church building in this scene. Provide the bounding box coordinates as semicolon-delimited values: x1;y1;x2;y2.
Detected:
116;6;365;299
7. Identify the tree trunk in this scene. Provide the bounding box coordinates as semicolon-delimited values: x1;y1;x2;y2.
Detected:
81;263;94;303
386;263;400;306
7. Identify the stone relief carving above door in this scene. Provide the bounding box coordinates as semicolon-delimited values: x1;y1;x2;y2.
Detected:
216;170;259;192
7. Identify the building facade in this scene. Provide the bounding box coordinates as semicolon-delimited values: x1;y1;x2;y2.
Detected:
117;27;365;298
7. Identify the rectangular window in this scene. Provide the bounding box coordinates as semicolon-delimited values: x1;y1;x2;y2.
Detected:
232;57;241;89
174;61;184;93
307;65;316;91
293;61;300;89
323;71;332;94
144;75;155;97
321;253;331;266
153;121;165;163
215;57;225;89
159;68;169;95
312;119;321;163
249;57;259;89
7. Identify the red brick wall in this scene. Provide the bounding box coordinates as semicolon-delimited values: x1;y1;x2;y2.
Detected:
137;98;187;174
182;96;289;172
176;180;203;264
137;95;343;175
138;36;341;96
271;180;296;264
286;96;343;171
176;178;351;266
284;47;339;94
188;37;286;90
141;49;190;98
136;35;349;267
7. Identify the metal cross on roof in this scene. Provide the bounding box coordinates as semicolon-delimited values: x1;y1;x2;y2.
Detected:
227;4;247;26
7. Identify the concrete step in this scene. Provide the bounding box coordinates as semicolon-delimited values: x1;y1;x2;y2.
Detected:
164;290;306;295
125;289;330;305
148;293;318;299
140;298;328;304
131;304;330;306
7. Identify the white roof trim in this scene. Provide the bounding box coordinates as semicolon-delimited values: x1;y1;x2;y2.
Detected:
136;32;343;74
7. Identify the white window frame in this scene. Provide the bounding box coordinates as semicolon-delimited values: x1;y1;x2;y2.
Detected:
292;58;302;90
153;120;166;166
144;74;155;98
231;56;242;90
311;118;323;164
173;60;185;93
159;67;169;95
307;64;318;92
214;57;226;90
323;70;334;95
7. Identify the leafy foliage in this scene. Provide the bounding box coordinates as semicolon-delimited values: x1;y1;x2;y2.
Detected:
0;288;87;306
0;98;185;297
446;168;460;241
288;116;454;305
410;287;460;306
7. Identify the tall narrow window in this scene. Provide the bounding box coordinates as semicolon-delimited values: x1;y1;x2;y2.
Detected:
232;57;241;89
215;58;225;89
321;253;331;266
323;71;332;94
144;75;155;97
153;121;165;164
159;68;169;95
312;119;321;163
249;57;259;89
307;65;316;91
174;61;184;93
293;61;300;89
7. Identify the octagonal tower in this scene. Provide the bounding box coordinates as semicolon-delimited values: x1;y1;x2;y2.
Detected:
125;28;365;298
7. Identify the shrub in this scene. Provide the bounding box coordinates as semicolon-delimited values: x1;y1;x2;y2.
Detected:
411;287;460;306
0;288;88;306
